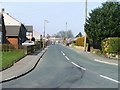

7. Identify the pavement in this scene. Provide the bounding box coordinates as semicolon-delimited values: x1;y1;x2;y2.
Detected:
0;47;48;83
2;44;119;88
67;45;118;66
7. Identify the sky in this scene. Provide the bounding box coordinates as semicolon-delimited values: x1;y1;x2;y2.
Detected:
1;0;109;36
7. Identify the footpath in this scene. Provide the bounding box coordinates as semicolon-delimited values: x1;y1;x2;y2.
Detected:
66;45;118;66
0;47;48;83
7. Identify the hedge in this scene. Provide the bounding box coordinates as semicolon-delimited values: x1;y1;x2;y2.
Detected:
102;37;120;54
75;37;84;47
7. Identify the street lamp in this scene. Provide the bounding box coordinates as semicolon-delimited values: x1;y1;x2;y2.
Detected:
66;22;68;38
43;20;49;38
84;0;87;51
43;20;49;48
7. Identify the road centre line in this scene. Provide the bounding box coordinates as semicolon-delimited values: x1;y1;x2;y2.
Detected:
61;51;86;70
94;59;118;66
61;51;70;60
100;75;120;84
61;50;118;83
65;56;70;61
61;51;65;56
71;62;86;71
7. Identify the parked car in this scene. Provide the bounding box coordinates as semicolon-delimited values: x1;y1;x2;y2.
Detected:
22;40;35;46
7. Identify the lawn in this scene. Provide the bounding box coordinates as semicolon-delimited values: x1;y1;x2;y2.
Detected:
0;50;26;70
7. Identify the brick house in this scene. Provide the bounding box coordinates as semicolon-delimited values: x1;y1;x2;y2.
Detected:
3;9;27;48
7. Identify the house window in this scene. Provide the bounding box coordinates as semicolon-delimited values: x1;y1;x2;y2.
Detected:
26;32;30;36
26;32;33;40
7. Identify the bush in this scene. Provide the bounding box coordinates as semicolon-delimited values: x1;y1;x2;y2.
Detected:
102;37;120;54
75;37;84;46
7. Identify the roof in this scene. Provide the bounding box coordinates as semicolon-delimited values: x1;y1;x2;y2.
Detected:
25;25;33;32
5;25;20;36
3;12;21;26
0;14;2;32
1;10;25;36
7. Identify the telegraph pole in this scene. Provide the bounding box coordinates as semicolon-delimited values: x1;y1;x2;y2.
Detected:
84;0;87;51
43;20;49;38
43;20;49;48
66;22;68;38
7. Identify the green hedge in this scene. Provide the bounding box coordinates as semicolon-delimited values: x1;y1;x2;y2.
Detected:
102;37;120;54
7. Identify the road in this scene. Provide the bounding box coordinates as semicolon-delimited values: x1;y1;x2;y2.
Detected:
2;44;119;88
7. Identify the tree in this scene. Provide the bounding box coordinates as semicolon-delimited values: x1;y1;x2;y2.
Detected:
56;30;74;38
67;30;74;38
75;32;82;37
57;31;66;38
85;1;120;49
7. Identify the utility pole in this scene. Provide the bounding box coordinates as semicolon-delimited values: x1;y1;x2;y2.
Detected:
43;20;49;38
43;20;49;48
84;0;87;51
66;22;68;38
43;21;45;38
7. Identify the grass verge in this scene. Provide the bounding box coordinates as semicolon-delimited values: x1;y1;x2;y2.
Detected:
0;50;26;71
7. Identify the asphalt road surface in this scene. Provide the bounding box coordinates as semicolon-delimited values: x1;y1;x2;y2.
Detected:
2;44;119;88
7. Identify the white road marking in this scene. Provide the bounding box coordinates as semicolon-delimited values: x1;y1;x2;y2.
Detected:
61;51;63;54
65;56;70;61
100;75;120;84
94;59;118;66
61;51;65;56
71;62;86;71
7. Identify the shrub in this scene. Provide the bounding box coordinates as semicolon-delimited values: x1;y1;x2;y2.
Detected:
75;37;84;47
102;37;120;54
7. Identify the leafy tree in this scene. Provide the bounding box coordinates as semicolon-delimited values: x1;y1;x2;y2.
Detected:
85;1;120;49
67;30;74;38
57;31;66;38
56;30;74;38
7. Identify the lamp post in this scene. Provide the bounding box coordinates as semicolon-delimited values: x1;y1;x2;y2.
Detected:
43;20;49;38
43;20;49;48
84;0;87;51
66;22;68;38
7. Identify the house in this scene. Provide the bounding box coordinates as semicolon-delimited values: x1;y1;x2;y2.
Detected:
2;9;27;48
33;30;41;41
25;25;33;41
0;12;6;44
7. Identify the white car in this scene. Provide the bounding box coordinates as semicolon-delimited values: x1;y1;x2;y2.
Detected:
22;40;35;46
